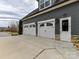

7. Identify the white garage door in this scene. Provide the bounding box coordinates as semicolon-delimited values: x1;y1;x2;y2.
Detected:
23;23;36;36
38;19;55;39
29;23;36;36
23;24;29;35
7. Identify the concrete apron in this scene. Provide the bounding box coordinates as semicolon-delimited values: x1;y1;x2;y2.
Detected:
0;36;43;59
20;35;79;59
0;35;78;59
0;35;65;59
18;35;66;59
21;35;79;59
55;40;79;59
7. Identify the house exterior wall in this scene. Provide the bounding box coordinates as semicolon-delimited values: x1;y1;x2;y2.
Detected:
51;0;65;5
19;20;23;35
23;2;79;38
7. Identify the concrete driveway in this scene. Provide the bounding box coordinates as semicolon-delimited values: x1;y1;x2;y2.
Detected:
0;35;65;59
0;32;10;37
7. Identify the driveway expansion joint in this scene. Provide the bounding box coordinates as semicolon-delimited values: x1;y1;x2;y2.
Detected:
33;48;56;59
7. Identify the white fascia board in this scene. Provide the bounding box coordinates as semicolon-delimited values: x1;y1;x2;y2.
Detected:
38;19;55;23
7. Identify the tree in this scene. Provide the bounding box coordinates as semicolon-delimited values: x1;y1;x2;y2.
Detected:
9;20;19;32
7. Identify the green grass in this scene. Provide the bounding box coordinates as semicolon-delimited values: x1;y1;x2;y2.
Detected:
9;32;18;36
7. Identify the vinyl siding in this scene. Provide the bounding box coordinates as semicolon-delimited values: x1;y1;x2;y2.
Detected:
23;2;79;35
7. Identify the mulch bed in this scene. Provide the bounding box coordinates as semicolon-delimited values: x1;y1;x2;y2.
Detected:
71;36;79;50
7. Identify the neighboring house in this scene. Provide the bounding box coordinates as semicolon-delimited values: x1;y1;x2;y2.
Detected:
20;0;79;42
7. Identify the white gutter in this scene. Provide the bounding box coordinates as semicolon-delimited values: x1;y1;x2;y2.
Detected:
23;0;78;21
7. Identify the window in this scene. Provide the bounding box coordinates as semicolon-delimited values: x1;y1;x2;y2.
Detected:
39;0;51;10
45;0;50;7
40;23;44;27
30;25;32;28
33;24;36;27
24;25;28;28
29;24;36;28
40;0;44;9
54;0;60;3
47;23;53;26
26;26;28;28
40;3;44;9
62;20;68;31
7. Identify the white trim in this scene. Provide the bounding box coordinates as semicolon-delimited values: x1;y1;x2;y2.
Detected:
38;19;55;23
60;16;71;20
28;22;35;25
23;0;77;21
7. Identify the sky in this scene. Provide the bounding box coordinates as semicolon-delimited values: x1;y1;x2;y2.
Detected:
0;0;38;27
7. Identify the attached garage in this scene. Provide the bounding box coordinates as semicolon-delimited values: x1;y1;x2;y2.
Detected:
38;19;55;39
20;0;79;42
23;23;36;36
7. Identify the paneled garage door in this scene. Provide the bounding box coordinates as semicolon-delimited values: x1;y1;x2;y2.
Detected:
23;24;28;35
38;19;55;39
23;23;36;36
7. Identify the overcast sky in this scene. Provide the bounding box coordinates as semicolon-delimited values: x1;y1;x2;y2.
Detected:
0;0;38;27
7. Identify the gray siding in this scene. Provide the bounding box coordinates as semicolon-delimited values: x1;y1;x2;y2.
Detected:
23;2;79;35
51;0;65;5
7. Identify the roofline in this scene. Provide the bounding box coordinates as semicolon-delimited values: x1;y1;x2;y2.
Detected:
22;0;78;21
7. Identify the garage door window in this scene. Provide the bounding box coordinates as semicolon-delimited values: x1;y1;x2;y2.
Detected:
46;23;53;26
30;25;32;28
40;23;44;27
24;26;26;28
33;25;36;27
24;25;28;28
26;26;28;28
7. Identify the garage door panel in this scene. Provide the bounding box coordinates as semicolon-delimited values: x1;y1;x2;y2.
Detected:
38;23;45;37
23;24;28;35
38;19;55;39
45;22;55;38
29;23;36;36
23;23;36;36
45;28;55;38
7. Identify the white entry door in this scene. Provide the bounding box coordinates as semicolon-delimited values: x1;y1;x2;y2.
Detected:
38;19;55;39
60;17;71;42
